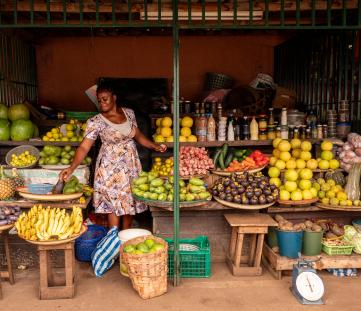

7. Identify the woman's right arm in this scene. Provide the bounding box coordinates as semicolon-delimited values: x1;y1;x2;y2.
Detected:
59;138;95;181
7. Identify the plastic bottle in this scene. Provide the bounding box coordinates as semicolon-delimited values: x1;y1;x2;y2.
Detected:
250;117;259;140
281;108;288;126
206;114;216;142
195;113;207;142
227;120;235;141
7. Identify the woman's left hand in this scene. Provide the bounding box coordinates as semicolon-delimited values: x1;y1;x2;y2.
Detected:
154;144;167;153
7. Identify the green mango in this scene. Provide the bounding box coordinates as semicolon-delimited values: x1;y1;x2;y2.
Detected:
134;176;148;186
138;184;150;191
189;185;202;194
150;178;164;187
63;187;76;194
157;193;167;201
189;178;204;186
186;193;195;201
164;182;172;191
180;194;186;201
53;146;62;157
75;184;83;193
47;156;60;165
179;180;186;187
199;192;211;200
139;171;148;177
167;193;173;202
150;193;158;200
168;176;174;184
154;186;166;194
136;243;149;253
147;173;157;182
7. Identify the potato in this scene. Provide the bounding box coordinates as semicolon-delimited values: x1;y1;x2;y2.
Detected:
331;224;344;236
311;224;323;232
305;220;314;228
325;231;337;239
280;223;294;231
275;215;285;223
294;223;306;231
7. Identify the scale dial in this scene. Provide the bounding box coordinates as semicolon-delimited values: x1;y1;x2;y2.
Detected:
295;271;325;302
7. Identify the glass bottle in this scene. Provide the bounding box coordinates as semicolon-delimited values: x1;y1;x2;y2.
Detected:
281;108;288;126
276;126;281;138
268;108;275;126
242;116;250;140
317;125;323;139
227;119;235;141
195;113;207;142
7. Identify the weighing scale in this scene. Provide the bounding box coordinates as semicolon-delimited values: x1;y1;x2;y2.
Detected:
291;258;325;305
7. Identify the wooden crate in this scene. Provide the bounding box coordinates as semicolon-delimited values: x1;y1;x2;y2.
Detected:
262;243;361;280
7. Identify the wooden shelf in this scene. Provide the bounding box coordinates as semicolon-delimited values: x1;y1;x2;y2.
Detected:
0;140;80;147
164;139;322;148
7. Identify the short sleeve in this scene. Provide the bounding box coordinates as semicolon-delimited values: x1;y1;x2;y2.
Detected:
127;109;138;128
84;116;100;140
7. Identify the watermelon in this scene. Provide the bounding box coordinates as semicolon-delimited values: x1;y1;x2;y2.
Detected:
10;119;34;141
0;103;8;120
8;103;30;121
0;119;10;140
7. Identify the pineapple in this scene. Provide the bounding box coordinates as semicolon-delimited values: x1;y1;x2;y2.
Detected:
9;168;25;188
0;166;16;200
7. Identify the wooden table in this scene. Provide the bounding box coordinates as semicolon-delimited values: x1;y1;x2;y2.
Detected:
0;225;15;299
262;243;361;280
0;196;91;209
224;213;277;276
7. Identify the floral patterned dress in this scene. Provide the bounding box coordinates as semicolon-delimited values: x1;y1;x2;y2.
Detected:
84;108;147;216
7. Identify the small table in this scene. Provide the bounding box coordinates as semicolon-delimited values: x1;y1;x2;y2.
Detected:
224;213;277;276
0;225;15;299
38;242;76;300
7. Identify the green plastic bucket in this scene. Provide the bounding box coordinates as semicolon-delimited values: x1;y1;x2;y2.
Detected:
302;230;323;256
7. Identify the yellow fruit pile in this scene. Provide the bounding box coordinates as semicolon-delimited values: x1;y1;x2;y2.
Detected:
269;138;340;172
153;116;197;143
10;151;37;167
315;178;359;206
15;205;83;241
42;119;85;142
150;157;173;177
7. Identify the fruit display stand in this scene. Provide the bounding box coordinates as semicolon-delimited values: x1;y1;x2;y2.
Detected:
262;243;361;280
0;224;15;299
0;196;91;210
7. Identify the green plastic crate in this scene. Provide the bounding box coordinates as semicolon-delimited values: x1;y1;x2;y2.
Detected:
66;111;98;121
166;236;211;278
322;242;353;256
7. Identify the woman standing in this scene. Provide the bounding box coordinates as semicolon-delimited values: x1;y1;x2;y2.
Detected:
60;84;166;229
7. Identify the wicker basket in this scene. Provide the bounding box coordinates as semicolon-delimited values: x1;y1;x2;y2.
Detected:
120;235;168;299
205;72;234;90
6;145;40;168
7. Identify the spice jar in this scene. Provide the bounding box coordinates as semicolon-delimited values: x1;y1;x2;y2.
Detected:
195;113;207;142
276;126;281;138
317;125;323;139
258;115;268;130
267;127;276;140
259;129;268;140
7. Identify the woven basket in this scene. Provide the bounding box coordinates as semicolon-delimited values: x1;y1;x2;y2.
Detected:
5;145;40;168
120;235;168;299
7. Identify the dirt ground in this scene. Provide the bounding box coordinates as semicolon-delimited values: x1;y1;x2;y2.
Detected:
1;262;360;311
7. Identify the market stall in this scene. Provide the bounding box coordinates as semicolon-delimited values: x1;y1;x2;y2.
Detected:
1;0;361;302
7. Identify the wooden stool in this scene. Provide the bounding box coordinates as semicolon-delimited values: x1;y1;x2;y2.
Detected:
224;214;277;276
0;228;15;299
38;242;75;300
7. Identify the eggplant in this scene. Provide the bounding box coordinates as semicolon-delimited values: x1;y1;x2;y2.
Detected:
246;190;254;199
254;188;262;197
238;185;245;194
219;193;226;200
258;194;267;204
266;195;275;203
250;196;259;205
0;219;8;226
231;190;238;197
233;195;241;204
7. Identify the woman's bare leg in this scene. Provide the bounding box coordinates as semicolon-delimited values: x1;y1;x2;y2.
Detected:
122;215;133;229
108;213;120;228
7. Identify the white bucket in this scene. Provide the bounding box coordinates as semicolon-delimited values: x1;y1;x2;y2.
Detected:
118;228;152;277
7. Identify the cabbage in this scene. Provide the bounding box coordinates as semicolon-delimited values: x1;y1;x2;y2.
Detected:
343;225;361;253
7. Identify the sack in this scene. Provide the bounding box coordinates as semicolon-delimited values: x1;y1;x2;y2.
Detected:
91;227;121;277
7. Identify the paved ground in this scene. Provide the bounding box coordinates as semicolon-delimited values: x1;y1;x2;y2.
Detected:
1;262;360;311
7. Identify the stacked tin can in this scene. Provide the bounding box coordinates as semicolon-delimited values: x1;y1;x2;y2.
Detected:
327;110;337;137
337;100;351;138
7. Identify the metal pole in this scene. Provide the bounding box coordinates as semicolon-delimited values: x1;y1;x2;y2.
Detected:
172;0;180;287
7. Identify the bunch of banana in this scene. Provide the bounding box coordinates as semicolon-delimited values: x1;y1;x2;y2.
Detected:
15;205;83;241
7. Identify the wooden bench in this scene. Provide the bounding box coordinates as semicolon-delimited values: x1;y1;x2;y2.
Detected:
224;213;277;276
38;242;76;300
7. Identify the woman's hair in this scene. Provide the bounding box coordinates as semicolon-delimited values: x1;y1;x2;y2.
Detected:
96;83;115;95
